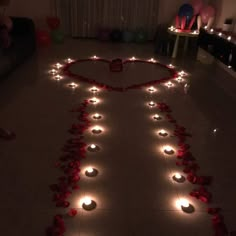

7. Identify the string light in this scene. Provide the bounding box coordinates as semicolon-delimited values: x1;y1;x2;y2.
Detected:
68;82;78;89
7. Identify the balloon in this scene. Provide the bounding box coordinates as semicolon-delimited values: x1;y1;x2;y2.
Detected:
97;28;111;41
135;30;148;43
191;0;203;15
46;17;60;30
122;30;134;43
110;29;122;42
0;16;13;31
36;30;51;46
200;5;215;24
178;4;194;18
51;30;64;43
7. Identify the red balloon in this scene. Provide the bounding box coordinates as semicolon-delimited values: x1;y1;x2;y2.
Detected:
200;5;216;24
36;30;51;46
46;17;60;30
191;0;203;15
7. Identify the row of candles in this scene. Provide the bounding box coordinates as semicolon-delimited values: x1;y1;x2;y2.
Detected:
147;74;194;213
49;57;192;212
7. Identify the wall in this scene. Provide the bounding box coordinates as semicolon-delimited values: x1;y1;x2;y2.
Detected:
6;0;51;27
6;0;235;30
215;0;236;29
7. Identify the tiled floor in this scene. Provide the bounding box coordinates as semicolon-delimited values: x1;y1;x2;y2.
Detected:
0;39;236;235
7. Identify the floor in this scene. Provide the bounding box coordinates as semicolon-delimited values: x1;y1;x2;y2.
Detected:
0;39;236;236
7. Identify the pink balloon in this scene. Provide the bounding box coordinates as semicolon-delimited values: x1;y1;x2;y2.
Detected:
200;5;216;24
191;0;203;15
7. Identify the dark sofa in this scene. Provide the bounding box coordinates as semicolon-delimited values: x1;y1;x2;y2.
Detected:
0;17;36;79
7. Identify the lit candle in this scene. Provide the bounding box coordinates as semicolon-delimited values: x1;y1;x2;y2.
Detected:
204;26;208;30
176;77;183;83
90;86;98;92
227;36;231;41
82;197;96;210
168;64;174;68
218;32;222;37
92;55;98;60
66;58;73;63
148;86;156;92
179;70;186;76
130;56;136;61
85;167;98;177
179;199;194;213
149;101;156;107
164;145;174;155
55;63;62;69
148;58;156;63
54;75;62;81
166;82;173;88
172;173;185;183
49;69;57;75
210;28;214;33
68;82;78;89
92;126;102;134
90;97;98;104
88;144;100;152
153;114;161;120
93;113;102;120
158;129;168;137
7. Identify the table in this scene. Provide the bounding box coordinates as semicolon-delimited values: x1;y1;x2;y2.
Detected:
168;28;199;58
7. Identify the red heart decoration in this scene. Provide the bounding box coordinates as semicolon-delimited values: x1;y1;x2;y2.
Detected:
62;58;178;91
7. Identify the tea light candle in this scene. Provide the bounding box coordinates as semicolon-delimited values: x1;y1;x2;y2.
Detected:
179;70;186;76
88;144;100;152
68;82;78;89
153;114;161;121
92;126;102;134
90;86;99;92
66;58;73;63
55;63;62;69
166;82;173;88
164;145;174;155
49;69;57;75
176;77;183;83
148;86;156;92
93;113;102;120
54;75;62;81
148;58;156;63
82;197;96;210
149;101;156;107
180;199;194;213
92;55;98;60
85;167;98;177
172;173;185;183
90;97;98;104
158;129;168;137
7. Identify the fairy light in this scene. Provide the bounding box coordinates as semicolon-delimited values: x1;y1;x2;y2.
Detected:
227;36;231;41
148;58;156;63
66;58;73;63
166;81;174;88
210;28;214;33
54;75;62;81
176;77;184;83
218;32;222;37
90;86;99;92
130;56;136;61
168;64;174;68
92;55;98;60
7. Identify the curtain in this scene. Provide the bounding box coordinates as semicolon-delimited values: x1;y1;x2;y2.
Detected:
51;0;159;38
